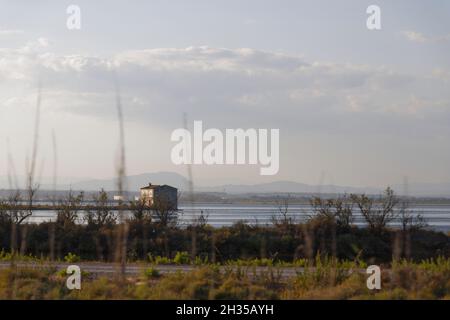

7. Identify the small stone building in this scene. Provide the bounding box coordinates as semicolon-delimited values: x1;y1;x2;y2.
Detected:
140;183;178;209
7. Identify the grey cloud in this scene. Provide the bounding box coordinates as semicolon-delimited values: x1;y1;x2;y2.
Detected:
1;45;449;138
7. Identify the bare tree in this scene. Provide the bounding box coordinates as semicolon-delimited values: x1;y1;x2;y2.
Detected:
271;194;293;227
129;198;152;222
85;189;117;227
398;198;427;232
2;191;28;225
153;195;179;228
192;209;209;228
56;190;84;225
310;195;354;229
351;187;399;233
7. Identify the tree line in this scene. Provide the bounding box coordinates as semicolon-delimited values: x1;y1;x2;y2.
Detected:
0;187;449;263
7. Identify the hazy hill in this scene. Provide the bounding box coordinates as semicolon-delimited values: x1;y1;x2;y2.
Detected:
196;180;381;195
69;172;191;191
67;172;380;195
1;171;449;197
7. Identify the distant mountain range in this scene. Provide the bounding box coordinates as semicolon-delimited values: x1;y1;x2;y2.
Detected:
1;171;450;197
69;172;191;192
196;180;381;195
52;172;382;194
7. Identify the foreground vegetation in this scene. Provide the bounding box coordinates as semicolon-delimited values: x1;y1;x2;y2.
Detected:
0;188;449;264
1;257;449;300
0;187;449;299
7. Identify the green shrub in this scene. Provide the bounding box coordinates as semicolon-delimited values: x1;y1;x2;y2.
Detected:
144;267;160;279
148;253;172;265
56;268;89;277
0;250;42;262
0;250;12;261
174;251;190;265
64;252;80;263
155;256;172;265
193;256;209;266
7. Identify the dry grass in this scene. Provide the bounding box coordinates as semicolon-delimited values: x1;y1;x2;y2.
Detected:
0;257;449;300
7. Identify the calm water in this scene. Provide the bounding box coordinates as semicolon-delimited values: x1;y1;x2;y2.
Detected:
26;203;450;232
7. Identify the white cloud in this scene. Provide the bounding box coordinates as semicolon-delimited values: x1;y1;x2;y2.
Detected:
0;28;24;36
114;46;307;73
1;42;449;137
401;30;450;43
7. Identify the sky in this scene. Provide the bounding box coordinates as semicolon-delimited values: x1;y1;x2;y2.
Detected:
0;0;449;189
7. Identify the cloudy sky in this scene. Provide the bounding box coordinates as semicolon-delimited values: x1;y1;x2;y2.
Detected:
0;0;449;189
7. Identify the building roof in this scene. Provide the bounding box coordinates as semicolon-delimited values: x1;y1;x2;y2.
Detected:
140;183;177;190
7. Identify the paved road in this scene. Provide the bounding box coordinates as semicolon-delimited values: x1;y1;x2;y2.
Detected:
0;261;311;278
